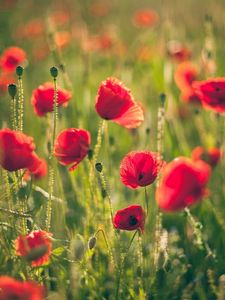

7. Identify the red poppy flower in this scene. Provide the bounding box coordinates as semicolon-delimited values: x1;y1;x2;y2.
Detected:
113;205;145;233
156;157;211;212
0;129;36;172
15;230;52;267
120;151;165;189
95;78;144;129
167;40;191;63
174;61;201;103
193;78;225;113
133;9;159;28
25;153;48;180
192;146;221;168
82;34;113;53
0;276;44;300
0;72;15;94
0;47;26;72
20;19;44;39
31;82;72;117
54;128;91;171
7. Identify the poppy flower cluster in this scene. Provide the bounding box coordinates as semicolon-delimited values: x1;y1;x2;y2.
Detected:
95;77;144;129
0;276;44;300
15;230;52;267
31;82;72;117
113;205;145;233
174;61;201;103
156;157;211;212
54;128;91;171
120;151;165;189
193;78;225;113
192;146;221;168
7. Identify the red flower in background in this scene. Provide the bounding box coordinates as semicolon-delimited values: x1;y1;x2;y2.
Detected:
192;146;221;168
0;47;26;72
31;82;72;116
15;230;52;267
156;157;211;212
113;205;145;233
193;78;225;113
133;9;159;28
120;151;165;189
167;40;191;63
0;72;15;94
174;61;201;103
54;128;91;171
0;276;44;300
95;78;144;129
0;129;36;172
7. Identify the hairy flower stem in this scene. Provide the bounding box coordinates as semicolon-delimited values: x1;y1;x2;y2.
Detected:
95;229;116;268
184;207;215;258
144;187;149;216
2;170;12;210
17;76;24;132
11;97;17;130
93;120;105;164
0;207;31;218
115;230;138;300
46;76;58;232
153;94;166;270
99;170;114;225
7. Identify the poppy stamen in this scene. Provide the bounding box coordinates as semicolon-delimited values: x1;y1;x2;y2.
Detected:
129;215;138;226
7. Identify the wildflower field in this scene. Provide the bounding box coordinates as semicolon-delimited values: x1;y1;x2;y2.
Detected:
0;0;225;299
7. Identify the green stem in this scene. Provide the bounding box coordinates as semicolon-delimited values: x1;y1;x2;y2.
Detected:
18;77;24;132
95;229;116;268
93;120;105;164
45;77;58;232
115;230;138;300
144;187;149;216
184;207;214;258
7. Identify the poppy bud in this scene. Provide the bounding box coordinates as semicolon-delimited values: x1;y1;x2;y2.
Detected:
16;66;24;77
159;93;166;105
50;66;58;78
88;236;97;250
145;127;150;135
88;149;93;160
95;162;103;172
8;84;17;98
101;188;107;198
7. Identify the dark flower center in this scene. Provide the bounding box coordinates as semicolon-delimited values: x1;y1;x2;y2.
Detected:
215;87;221;92
129;215;138;226
138;173;144;181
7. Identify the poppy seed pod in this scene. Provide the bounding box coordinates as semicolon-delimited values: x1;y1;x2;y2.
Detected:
95;162;103;172
8;83;17;98
88;236;97;250
16;65;24;77
50;66;58;78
